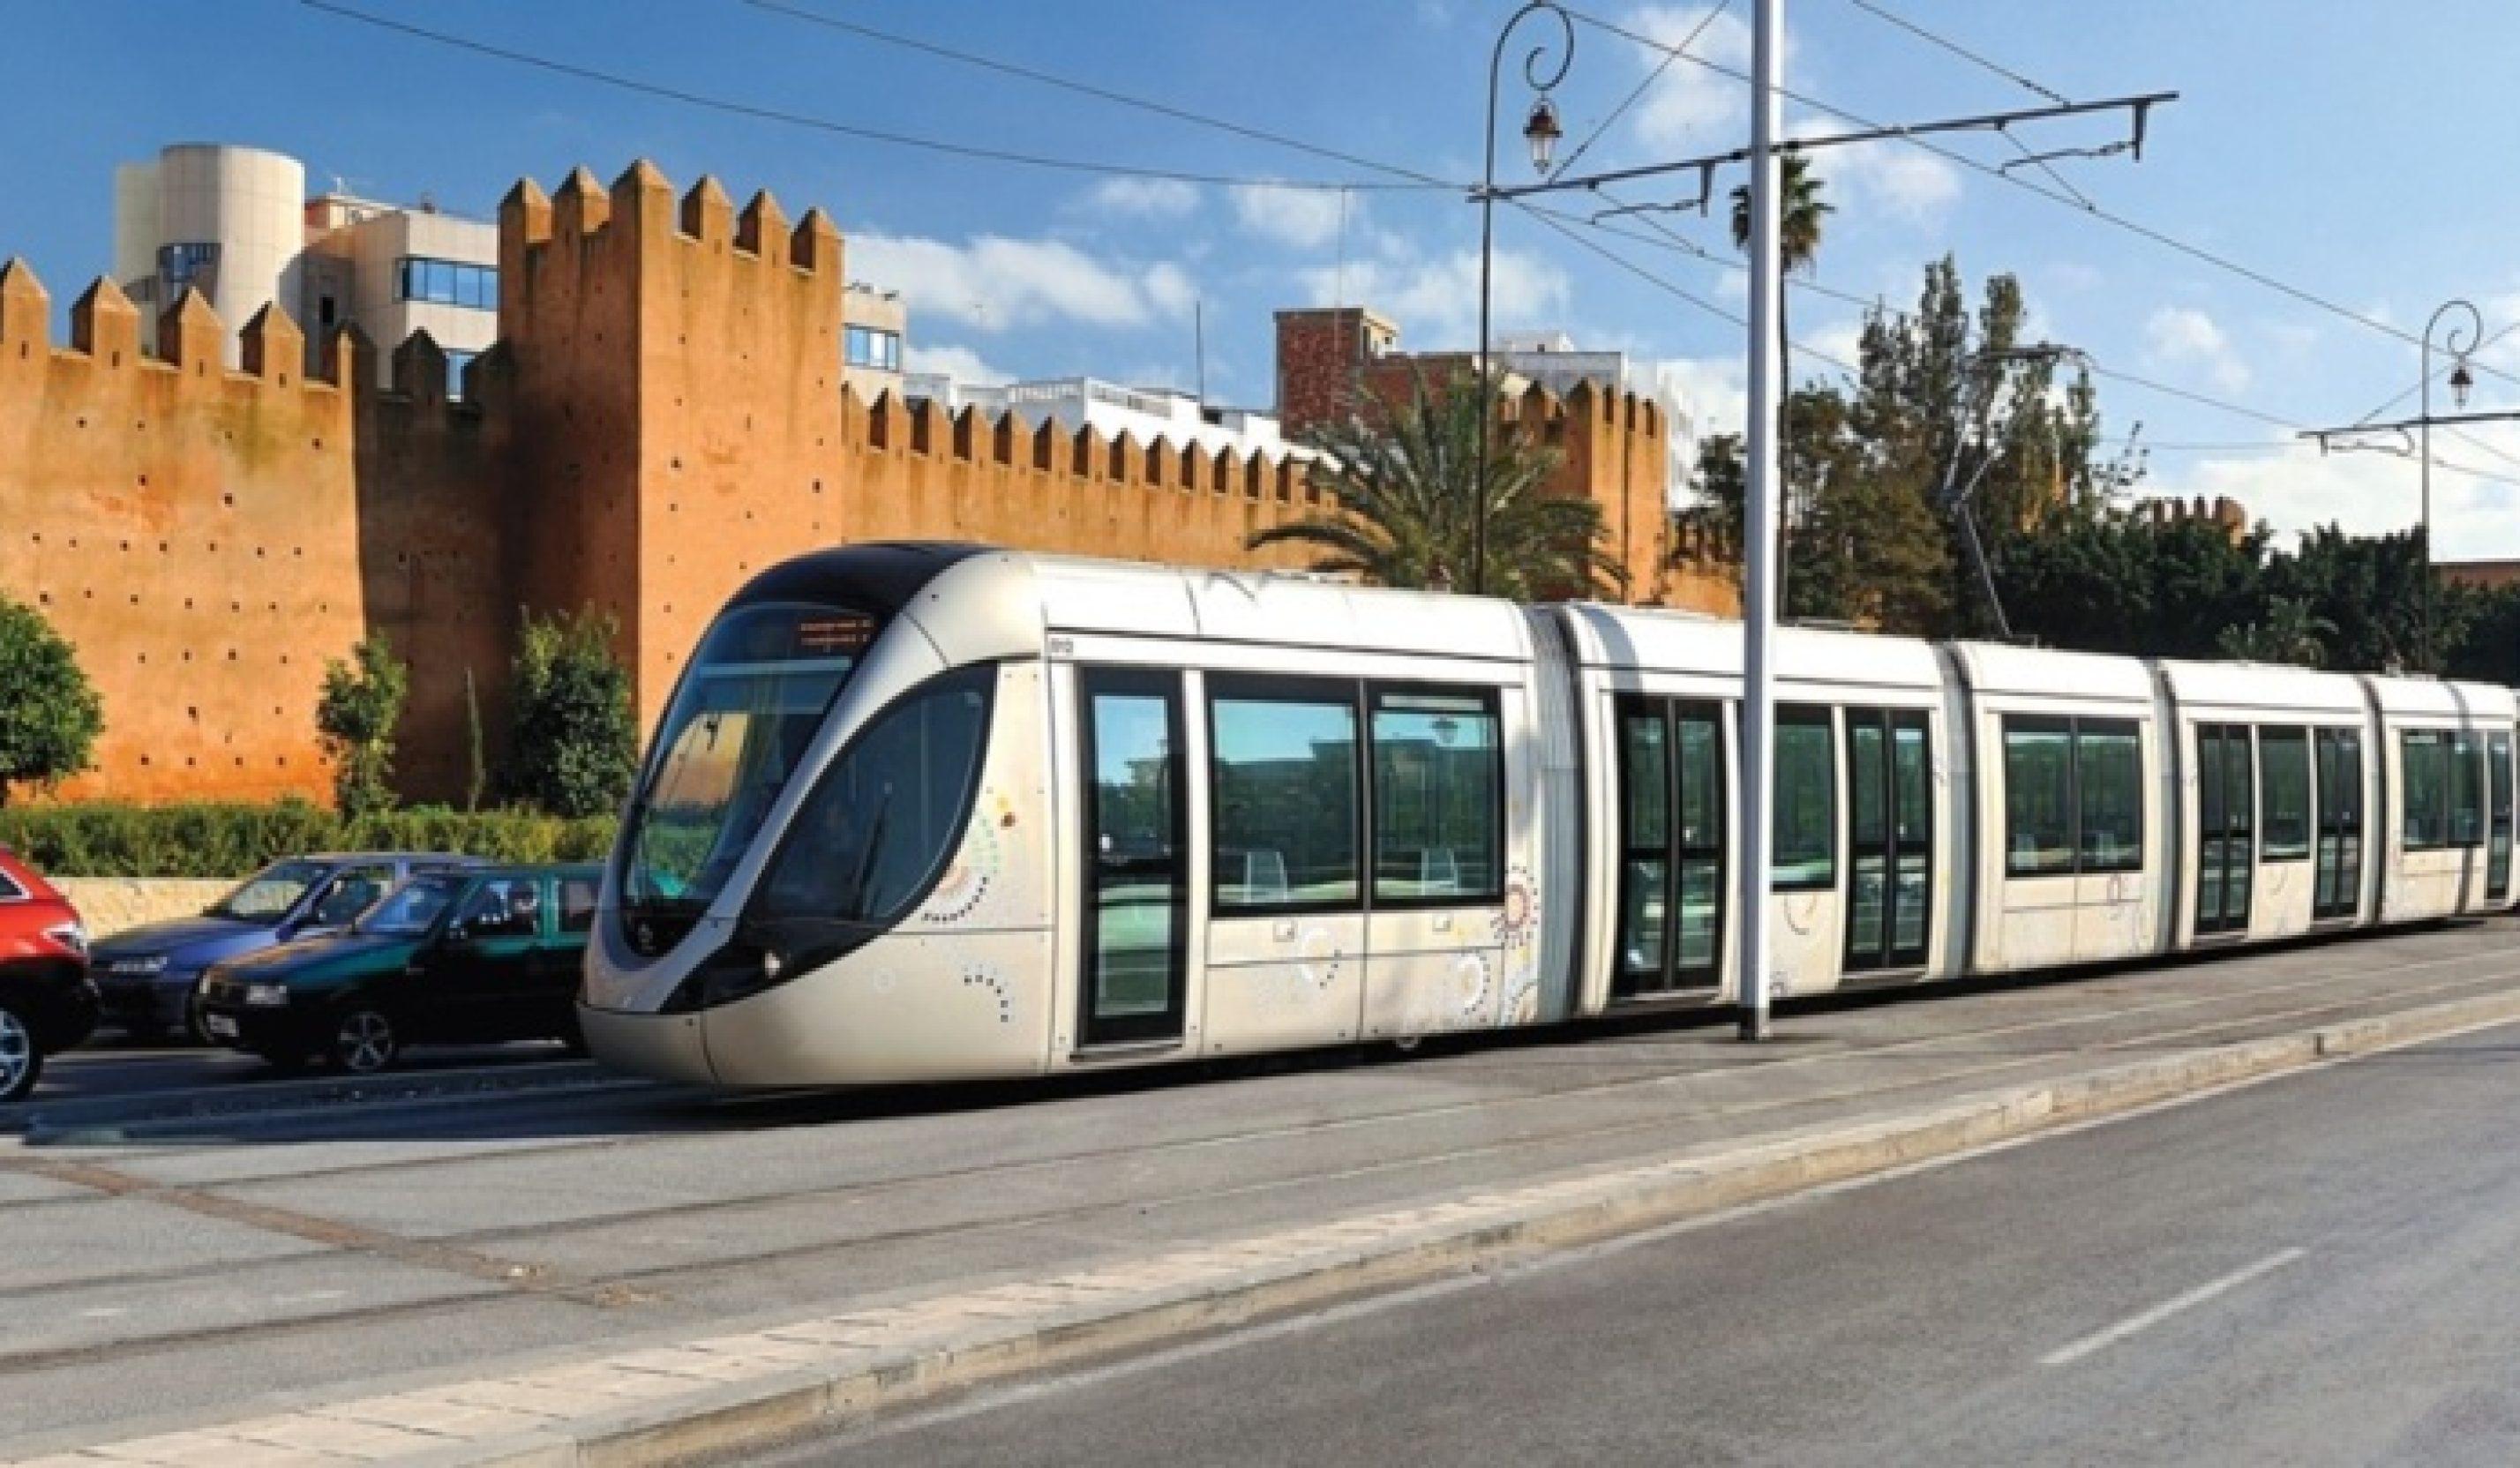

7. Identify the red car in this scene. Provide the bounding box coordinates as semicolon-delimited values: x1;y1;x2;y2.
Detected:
0;848;96;1103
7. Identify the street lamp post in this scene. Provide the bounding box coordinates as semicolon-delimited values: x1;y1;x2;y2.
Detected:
2420;299;2479;673
1475;1;1573;597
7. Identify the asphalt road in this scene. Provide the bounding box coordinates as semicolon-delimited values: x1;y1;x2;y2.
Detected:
760;1022;2520;1468
8;921;2520;1455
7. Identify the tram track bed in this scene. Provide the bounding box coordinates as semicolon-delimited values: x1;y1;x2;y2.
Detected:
3;920;2518;1460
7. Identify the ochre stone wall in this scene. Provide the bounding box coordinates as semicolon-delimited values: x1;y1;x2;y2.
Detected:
0;158;1739;808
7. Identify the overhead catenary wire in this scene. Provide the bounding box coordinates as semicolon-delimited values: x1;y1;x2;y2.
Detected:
296;0;1448;192
1555;2;2520;401
1548;1;1733;184
1841;0;2070;107
739;0;1459;190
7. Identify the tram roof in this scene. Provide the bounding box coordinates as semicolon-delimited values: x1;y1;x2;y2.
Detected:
1945;640;2154;706
2359;674;2519;723
1555;605;1945;692
2151;659;2367;717
1026;555;1536;663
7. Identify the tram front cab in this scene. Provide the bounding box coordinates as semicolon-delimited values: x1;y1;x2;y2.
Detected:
580;543;1051;1086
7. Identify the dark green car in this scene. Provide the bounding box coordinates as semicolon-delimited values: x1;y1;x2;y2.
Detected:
196;865;603;1075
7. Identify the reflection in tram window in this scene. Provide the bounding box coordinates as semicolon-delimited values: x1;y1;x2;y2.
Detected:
1211;689;1360;911
753;668;994;927
2077;720;2145;872
2003;717;2074;876
2260;727;2311;860
1774;706;1835;890
623;603;869;918
2451;731;2486;847
2403;731;2449;849
1370;689;1502;903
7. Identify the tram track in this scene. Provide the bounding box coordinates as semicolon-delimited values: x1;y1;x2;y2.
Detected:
6;925;2506;1221
4;946;2516;1384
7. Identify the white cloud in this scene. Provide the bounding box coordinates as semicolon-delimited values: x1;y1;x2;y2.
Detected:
2144;305;2251;393
1795;318;1864;378
2153;438;2520;560
1232;183;1352;251
849;232;1199;333
903;342;1010;386
1629;5;1759;150
1083;177;1201;220
1298;241;1571;348
1828;146;1962;226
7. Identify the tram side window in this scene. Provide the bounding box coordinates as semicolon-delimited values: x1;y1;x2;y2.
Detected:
753;667;995;926
1211;687;1360;911
2451;731;2486;847
1369;688;1503;903
2003;717;2075;876
2076;720;2145;872
2403;730;2449;850
2259;727;2311;861
1773;706;1834;891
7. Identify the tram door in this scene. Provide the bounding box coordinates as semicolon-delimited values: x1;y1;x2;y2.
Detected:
1843;708;1932;973
2196;723;2254;937
1077;668;1189;1047
2491;731;2514;903
1613;697;1725;998
2312;728;2364;923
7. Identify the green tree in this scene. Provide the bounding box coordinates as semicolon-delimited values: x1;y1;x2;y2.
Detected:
0;595;104;806
2218;595;2336;666
503;607;640;819
1732;154;1834;543
2264;525;2442;673
316;634;409;819
1249;370;1622;601
1998;513;2269;660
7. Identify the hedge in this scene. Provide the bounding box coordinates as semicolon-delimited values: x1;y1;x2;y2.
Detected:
0;802;619;879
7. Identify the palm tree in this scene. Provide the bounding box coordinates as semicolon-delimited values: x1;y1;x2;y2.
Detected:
1730;154;1833;533
1249;371;1623;602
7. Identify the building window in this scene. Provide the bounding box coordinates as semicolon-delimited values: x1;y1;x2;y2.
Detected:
845;325;902;371
158;242;220;297
1369;687;1503;904
444;349;478;401
395;257;498;311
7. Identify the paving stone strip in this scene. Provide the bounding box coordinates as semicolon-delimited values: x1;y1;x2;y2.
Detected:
13;984;2520;1468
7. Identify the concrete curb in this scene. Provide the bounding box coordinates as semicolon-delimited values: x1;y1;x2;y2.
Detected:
16;984;2520;1468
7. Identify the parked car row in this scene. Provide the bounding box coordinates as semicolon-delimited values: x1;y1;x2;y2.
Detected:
0;846;603;1101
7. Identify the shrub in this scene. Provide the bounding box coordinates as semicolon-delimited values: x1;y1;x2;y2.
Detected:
504;608;640;820
0;595;105;806
317;635;409;818
0;802;617;879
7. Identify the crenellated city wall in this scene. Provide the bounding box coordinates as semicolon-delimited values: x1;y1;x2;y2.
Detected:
0;159;1737;806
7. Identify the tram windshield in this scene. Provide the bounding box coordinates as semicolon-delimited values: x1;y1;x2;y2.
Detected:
620;603;877;932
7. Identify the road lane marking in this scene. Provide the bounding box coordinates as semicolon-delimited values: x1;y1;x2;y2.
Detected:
2041;1247;2306;1367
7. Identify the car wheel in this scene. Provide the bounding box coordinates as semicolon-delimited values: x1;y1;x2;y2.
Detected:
0;1002;43;1105
331;1009;399;1075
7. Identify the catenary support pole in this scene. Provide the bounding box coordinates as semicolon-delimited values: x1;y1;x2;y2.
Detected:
1737;0;1783;1042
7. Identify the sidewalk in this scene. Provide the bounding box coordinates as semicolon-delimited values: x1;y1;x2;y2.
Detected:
7;921;2520;1466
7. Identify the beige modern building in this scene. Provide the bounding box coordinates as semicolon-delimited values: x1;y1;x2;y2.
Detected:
114;143;499;390
843;280;905;400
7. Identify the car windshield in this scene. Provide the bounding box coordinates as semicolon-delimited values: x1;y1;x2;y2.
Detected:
620;603;874;918
206;858;331;925
353;872;470;936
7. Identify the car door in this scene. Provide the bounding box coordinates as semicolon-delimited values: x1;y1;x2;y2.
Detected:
533;875;598;1037
424;878;544;1042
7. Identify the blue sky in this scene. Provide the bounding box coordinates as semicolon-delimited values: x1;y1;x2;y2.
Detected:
9;0;2520;555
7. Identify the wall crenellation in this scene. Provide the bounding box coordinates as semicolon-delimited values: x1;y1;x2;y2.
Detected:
1;156;1713;806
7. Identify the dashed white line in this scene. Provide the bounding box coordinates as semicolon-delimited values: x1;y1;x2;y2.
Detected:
2041;1247;2307;1367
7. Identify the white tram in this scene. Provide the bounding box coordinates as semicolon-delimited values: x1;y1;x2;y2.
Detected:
581;544;2520;1088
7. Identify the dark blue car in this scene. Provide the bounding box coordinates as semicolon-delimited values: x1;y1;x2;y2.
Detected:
89;853;476;1042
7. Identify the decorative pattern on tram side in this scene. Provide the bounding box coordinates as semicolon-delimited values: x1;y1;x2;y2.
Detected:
1496;865;1543;1026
